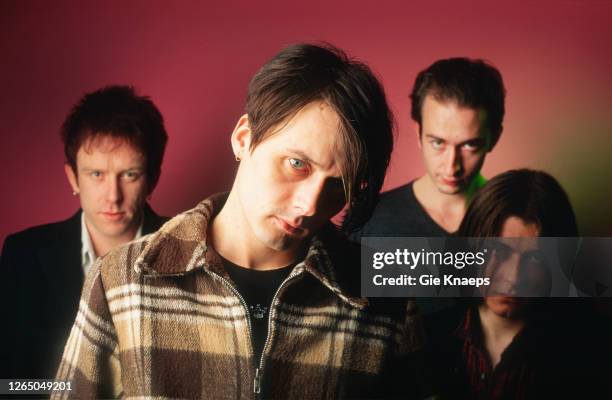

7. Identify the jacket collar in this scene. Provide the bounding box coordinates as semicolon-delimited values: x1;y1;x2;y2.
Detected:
133;193;367;309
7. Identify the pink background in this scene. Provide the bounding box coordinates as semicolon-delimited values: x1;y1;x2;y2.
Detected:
2;0;611;246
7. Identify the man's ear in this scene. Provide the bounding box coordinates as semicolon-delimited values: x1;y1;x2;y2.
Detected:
64;163;79;194
414;122;422;149
231;114;252;160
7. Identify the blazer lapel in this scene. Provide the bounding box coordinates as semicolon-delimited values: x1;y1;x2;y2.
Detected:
38;212;84;312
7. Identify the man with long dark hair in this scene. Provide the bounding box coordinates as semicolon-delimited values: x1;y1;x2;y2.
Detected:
52;43;423;399
425;169;586;399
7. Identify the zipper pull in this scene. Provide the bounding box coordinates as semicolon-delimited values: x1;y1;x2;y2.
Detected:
254;367;262;394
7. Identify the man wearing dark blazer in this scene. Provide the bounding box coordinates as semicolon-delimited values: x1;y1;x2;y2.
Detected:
0;85;169;380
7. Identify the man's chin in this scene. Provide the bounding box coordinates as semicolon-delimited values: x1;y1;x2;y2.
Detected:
95;221;135;239
435;184;463;195
260;227;311;253
260;235;295;252
486;297;527;318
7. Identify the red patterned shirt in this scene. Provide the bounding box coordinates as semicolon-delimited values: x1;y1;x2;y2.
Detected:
456;307;537;400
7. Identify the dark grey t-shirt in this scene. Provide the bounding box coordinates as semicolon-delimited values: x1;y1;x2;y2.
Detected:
346;181;454;314
349;181;450;241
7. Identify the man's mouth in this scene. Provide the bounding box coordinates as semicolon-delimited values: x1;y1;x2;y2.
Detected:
489;289;519;299
493;295;518;301
440;177;461;186
101;211;125;221
275;216;303;235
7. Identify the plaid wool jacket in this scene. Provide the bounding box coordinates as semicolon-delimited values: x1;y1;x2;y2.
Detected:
53;194;424;399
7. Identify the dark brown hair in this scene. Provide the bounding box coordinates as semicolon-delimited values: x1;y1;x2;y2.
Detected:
410;57;506;149
246;43;394;232
455;169;578;304
458;169;578;237
61;85;168;191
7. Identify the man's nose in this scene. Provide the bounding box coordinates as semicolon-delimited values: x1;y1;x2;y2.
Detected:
293;177;325;218
106;176;123;204
443;147;463;176
498;254;522;294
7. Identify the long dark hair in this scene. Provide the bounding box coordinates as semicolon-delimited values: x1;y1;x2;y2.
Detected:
458;169;578;237
457;169;578;309
246;43;395;232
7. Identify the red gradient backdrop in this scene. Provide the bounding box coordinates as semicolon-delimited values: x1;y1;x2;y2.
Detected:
1;0;611;245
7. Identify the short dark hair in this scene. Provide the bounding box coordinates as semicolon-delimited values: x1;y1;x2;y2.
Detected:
61;85;168;191
246;43;394;232
458;169;578;237
410;57;506;148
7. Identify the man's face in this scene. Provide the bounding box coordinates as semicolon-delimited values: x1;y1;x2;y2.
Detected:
232;101;346;253
484;216;544;318
417;95;491;195
65;135;149;243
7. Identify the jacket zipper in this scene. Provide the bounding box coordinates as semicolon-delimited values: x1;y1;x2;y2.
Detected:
206;271;257;396
254;272;300;395
208;269;301;397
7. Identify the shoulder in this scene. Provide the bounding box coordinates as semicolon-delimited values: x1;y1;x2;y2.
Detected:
368;182;418;221
96;201;210;288
353;182;424;237
2;212;80;252
94;235;152;291
321;227;417;314
377;182;414;207
142;204;170;234
319;227;423;346
380;182;414;199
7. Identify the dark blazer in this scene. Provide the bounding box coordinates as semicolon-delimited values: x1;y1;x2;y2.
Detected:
0;205;168;379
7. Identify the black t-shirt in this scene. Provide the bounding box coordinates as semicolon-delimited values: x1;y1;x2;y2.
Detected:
222;257;294;362
348;181;450;242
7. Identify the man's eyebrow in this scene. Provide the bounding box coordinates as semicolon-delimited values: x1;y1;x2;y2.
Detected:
424;133;444;141
81;166;144;172
286;148;321;167
461;137;486;145
423;134;485;146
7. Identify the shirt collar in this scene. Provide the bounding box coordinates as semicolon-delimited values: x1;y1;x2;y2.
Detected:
81;211;143;268
455;305;534;362
134;193;367;309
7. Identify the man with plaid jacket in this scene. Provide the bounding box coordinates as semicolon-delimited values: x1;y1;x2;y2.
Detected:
54;43;424;399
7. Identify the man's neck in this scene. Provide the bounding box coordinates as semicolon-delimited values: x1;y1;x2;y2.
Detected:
211;190;303;270
413;174;484;233
478;304;525;368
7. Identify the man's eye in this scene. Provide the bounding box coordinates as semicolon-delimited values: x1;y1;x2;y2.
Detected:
123;171;140;180
463;142;480;151
492;245;511;262
289;158;306;169
91;171;102;178
431;140;443;150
